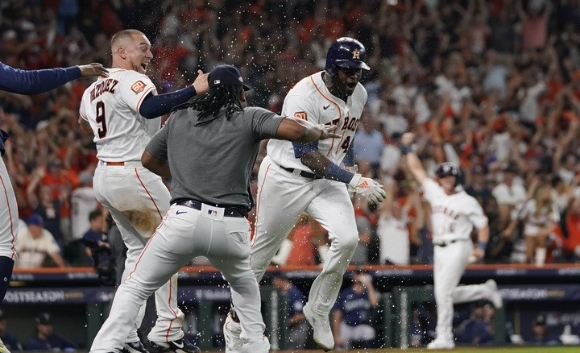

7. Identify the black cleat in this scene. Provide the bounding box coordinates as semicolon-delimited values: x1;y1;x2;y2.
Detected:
149;339;200;353
122;341;149;353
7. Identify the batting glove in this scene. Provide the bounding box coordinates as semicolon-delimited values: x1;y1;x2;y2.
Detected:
348;174;387;204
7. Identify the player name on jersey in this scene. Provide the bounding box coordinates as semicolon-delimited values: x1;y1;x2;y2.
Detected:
90;78;119;102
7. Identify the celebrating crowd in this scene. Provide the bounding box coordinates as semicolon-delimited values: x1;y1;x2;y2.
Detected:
1;0;580;269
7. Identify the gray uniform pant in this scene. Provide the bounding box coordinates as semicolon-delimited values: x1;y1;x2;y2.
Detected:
91;203;265;353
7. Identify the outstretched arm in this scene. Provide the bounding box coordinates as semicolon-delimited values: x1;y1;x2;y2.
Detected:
138;70;209;119
401;132;428;184
0;62;108;95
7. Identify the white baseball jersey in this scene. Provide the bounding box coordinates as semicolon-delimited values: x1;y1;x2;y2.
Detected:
79;68;161;162
422;179;488;243
267;71;367;171
516;200;559;236
70;186;97;240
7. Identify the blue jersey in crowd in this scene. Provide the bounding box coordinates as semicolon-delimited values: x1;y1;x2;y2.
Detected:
334;287;373;326
1;332;21;351
26;334;78;351
286;285;305;318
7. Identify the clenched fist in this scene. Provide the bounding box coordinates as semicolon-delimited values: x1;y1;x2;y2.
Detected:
348;174;387;204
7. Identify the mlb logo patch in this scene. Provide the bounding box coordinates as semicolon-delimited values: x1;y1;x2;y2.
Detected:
208;210;218;216
131;81;146;94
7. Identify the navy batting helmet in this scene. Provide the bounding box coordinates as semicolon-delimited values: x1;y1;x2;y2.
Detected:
325;37;370;77
436;162;460;179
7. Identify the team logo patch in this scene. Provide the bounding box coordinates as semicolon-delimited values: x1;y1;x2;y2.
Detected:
352;49;360;60
294;112;307;120
131;81;146;94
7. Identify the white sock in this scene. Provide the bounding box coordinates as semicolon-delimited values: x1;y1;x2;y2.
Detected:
271;239;293;265
535;247;546;266
317;244;330;264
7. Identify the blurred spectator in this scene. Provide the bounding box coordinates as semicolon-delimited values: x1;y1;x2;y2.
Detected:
25;312;77;351
353;111;384;178
70;170;96;241
0;309;21;352
0;0;579;267
332;269;378;350
528;314;561;346
275;215;328;267
270;272;309;350
80;208;107;267
506;180;559;265
14;214;65;269
351;196;373;265
455;301;494;345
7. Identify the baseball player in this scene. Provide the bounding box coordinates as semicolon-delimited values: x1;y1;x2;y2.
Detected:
88;64;339;353
0;61;107;353
224;37;387;352
401;132;503;350
78;29;208;353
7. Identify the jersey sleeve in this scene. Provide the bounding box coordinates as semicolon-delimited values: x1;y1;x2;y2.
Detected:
118;72;157;113
79;93;89;121
284;94;319;158
246;107;284;140
421;178;445;204
0;62;81;95
145;116;170;161
467;198;488;229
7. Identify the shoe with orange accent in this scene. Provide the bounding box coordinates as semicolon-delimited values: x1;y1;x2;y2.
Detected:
149;338;200;353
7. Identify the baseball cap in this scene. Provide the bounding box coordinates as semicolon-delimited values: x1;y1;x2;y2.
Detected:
26;213;44;227
208;65;252;91
36;312;52;325
533;314;546;326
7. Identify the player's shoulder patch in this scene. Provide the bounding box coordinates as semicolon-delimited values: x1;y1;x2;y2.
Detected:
131;81;146;94
294;112;307;120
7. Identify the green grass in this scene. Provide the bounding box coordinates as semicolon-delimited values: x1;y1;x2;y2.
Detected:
284;347;580;353
351;347;580;353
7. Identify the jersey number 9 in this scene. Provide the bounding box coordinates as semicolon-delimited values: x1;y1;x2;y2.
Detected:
96;101;107;138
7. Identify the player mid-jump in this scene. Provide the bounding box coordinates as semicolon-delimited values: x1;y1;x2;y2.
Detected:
224;37;386;352
400;132;502;350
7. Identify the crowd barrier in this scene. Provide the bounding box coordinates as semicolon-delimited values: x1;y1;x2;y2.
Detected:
5;264;580;349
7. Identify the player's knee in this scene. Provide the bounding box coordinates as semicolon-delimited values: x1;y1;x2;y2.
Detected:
334;231;359;254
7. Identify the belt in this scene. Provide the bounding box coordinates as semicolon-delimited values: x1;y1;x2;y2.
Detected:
280;166;323;180
100;160;142;167
434;239;468;247
171;199;247;218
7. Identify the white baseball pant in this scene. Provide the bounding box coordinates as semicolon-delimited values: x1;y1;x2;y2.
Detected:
93;161;183;343
91;203;266;353
0;158;17;260
251;156;359;315
433;240;496;342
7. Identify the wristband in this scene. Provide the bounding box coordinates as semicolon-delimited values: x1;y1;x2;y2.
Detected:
478;241;487;250
324;163;355;184
401;144;415;155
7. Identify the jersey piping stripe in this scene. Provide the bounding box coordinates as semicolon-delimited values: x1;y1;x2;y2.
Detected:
133;168;180;330
251;163;271;246
134;168;163;219
136;86;154;112
310;76;341;157
79;111;89;121
0;173;16;259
